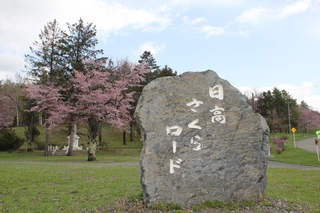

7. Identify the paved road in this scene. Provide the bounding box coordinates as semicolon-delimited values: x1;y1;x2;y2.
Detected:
268;137;320;170
296;137;318;153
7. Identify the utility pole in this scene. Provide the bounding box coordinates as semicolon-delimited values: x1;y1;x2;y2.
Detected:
252;93;254;111
286;102;291;135
251;93;258;112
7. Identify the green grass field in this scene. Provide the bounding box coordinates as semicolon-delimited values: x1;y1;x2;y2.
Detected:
1;151;319;212
267;168;320;204
269;131;320;167
0;151;141;213
0;127;319;212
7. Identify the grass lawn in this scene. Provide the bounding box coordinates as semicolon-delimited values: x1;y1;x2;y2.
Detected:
0;151;141;213
267;168;320;205
269;131;320;167
1;126;144;212
1;128;319;212
0;151;319;212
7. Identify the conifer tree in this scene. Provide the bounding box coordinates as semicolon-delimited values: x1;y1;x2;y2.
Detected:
25;19;66;84
63;18;103;74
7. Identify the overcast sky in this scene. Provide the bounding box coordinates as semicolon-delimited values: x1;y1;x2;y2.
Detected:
1;0;320;110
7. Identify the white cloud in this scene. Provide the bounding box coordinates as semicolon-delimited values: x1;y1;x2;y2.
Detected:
201;25;225;39
182;16;206;25
307;17;320;39
0;0;172;80
306;0;320;38
239;30;250;37
0;53;25;80
139;42;166;56
278;83;320;111
278;0;311;18
50;0;171;37
233;0;314;28
236;7;268;25
172;0;244;7
278;82;313;96
0;0;171;48
94;2;170;34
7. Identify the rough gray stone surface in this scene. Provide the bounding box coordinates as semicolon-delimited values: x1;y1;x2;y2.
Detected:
134;70;270;207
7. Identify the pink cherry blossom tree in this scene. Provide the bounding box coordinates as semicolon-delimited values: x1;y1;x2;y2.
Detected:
26;59;149;160
25;82;67;155
70;59;149;160
297;106;320;133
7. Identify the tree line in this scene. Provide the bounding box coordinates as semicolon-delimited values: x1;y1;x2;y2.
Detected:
245;87;320;134
0;18;176;159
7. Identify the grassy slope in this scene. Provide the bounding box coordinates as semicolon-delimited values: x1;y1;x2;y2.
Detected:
13;125;143;151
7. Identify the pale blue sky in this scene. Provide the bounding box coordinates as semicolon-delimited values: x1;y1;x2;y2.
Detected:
1;0;320;109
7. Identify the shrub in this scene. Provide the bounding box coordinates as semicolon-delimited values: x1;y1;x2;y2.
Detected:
0;128;25;151
24;126;41;151
273;137;286;154
33;140;45;150
24;126;40;142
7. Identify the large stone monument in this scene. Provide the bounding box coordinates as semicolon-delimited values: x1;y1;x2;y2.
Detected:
134;70;270;207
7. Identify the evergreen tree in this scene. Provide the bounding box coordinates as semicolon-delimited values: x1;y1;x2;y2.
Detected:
156;65;177;78
257;91;273;118
138;51;160;82
272;88;285;118
25;19;66;155
25;19;66;84
256;87;298;133
63;18;103;74
138;51;160;72
138;51;177;81
0;128;24;151
300;100;309;109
